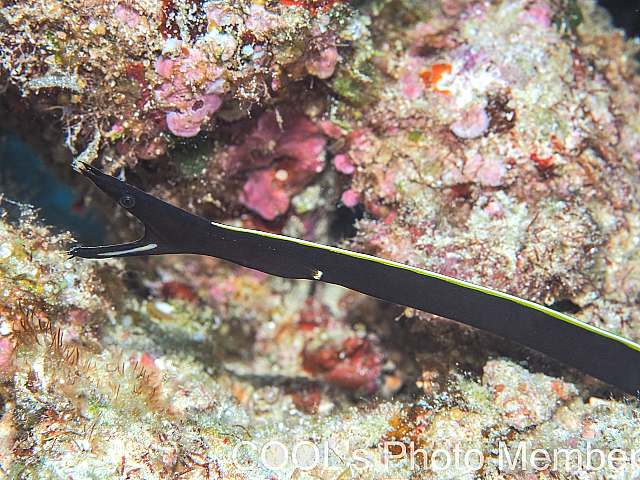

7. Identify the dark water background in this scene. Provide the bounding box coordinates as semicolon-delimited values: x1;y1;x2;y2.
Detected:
0;129;106;244
598;0;640;37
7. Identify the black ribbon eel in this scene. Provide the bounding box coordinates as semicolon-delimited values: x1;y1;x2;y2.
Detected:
69;162;640;395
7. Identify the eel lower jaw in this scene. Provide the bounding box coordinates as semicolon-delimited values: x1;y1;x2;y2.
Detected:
69;241;158;259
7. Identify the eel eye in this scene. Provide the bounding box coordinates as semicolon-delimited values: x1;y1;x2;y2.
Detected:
119;195;136;208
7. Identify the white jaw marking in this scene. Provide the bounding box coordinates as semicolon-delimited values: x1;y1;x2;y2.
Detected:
97;243;158;256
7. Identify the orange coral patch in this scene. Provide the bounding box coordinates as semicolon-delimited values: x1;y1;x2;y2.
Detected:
420;69;431;87
431;63;452;93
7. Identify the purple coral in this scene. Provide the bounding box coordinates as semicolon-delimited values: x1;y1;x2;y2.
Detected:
225;111;327;220
154;49;226;137
240;169;292;221
165;95;223;137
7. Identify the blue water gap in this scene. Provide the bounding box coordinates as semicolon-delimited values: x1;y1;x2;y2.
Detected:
0;128;107;245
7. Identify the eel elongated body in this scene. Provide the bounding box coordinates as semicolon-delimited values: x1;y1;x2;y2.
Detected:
69;162;640;395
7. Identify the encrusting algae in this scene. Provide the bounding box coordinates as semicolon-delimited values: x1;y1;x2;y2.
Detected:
1;0;640;477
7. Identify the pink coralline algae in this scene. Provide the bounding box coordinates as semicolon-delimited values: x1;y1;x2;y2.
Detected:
401;59;427;100
443;152;507;187
483;199;504;218
341;188;359;207
464;153;506;186
154;49;226;137
114;3;142;29
226;111;327;220
333;153;355;174
0;337;15;368
206;4;242;29
306;45;341;79
450;104;491;139
524;3;553;29
244;4;285;39
483;359;578;430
